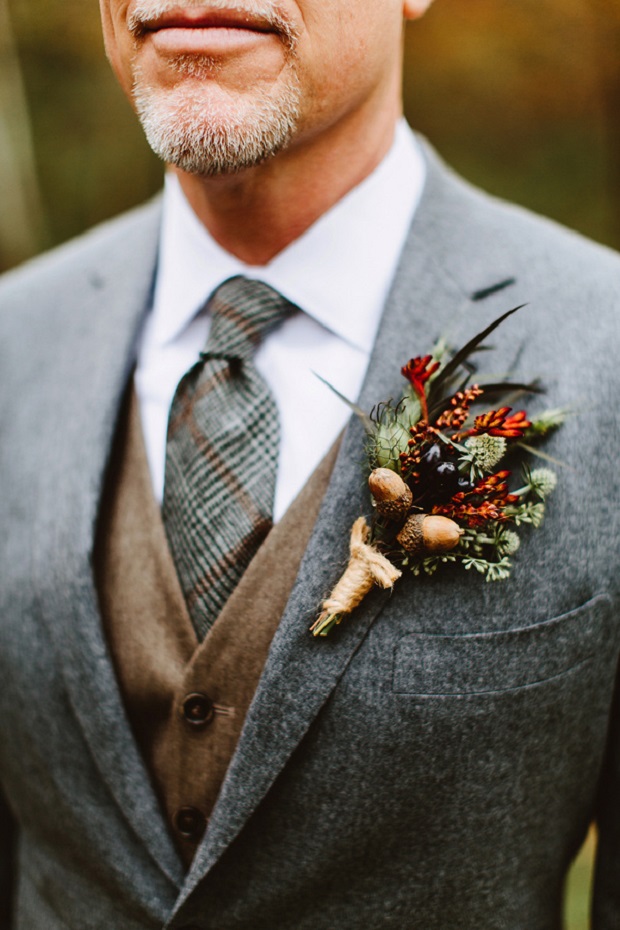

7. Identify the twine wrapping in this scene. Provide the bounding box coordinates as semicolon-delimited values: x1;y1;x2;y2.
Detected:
310;517;402;637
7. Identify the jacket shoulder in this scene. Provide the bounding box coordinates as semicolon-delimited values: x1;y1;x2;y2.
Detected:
431;153;620;297
0;197;162;321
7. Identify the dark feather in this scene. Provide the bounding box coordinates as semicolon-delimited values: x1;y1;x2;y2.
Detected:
428;305;526;406
427;381;540;422
476;380;543;398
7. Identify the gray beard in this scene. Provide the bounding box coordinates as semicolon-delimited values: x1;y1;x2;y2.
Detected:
133;61;301;177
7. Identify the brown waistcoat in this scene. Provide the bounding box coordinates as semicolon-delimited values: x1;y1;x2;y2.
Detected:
94;390;337;867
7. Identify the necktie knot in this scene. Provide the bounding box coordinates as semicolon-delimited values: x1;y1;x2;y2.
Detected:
203;276;294;363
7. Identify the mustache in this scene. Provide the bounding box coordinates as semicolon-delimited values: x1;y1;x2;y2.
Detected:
127;0;299;48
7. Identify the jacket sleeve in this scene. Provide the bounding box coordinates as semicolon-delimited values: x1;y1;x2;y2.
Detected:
592;665;620;928
0;790;16;930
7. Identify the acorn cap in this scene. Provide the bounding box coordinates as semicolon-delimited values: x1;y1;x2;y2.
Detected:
396;514;463;555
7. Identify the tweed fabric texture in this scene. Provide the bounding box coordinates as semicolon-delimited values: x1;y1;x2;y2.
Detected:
163;276;295;640
95;389;340;867
3;145;620;930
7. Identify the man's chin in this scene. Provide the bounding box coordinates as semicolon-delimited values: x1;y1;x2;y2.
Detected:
133;76;301;176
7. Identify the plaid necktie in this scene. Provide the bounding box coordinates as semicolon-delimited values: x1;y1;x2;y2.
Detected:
162;276;295;640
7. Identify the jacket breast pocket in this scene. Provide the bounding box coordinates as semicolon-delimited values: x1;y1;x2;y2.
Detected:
392;593;614;696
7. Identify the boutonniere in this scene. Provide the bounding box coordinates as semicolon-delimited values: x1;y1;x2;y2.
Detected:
311;307;567;637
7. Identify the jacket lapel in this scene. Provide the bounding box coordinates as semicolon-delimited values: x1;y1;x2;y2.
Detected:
32;201;186;887
30;141;523;906
178;140;522;904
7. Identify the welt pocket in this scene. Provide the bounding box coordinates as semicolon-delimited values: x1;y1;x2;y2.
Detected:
392;593;613;696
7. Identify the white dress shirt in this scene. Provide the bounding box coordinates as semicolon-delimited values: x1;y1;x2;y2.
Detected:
134;121;426;521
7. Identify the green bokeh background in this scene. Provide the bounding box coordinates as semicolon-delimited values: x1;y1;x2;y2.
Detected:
1;1;616;923
1;0;619;273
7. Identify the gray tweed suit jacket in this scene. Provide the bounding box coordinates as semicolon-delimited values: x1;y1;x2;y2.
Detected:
1;141;620;930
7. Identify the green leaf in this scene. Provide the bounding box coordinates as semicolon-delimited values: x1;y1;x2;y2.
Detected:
516;442;570;468
313;371;374;432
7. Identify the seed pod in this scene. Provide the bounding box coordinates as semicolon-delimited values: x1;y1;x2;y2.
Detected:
396;514;463;555
368;468;413;520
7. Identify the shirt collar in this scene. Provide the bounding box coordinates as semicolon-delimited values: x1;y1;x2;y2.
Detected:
150;120;426;353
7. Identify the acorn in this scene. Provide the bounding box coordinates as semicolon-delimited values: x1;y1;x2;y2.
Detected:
396;513;463;555
368;468;413;520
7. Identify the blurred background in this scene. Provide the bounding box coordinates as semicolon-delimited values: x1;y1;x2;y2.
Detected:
0;0;614;920
1;0;619;274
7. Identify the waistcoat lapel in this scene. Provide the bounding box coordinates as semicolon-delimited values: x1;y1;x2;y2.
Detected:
97;389;340;868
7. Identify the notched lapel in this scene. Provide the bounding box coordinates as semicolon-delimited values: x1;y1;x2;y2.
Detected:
32;203;186;888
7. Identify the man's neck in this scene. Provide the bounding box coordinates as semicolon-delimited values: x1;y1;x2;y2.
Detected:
173;102;401;266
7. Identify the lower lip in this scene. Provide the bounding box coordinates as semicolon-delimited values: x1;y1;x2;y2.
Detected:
149;26;274;55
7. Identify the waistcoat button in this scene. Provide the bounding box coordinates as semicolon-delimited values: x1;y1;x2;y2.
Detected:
174;807;207;841
182;692;215;728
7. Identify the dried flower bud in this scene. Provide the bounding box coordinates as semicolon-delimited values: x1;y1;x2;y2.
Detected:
497;529;520;557
372;421;411;470
528;468;557;499
397;513;463;555
465;434;507;473
368;468;413;519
